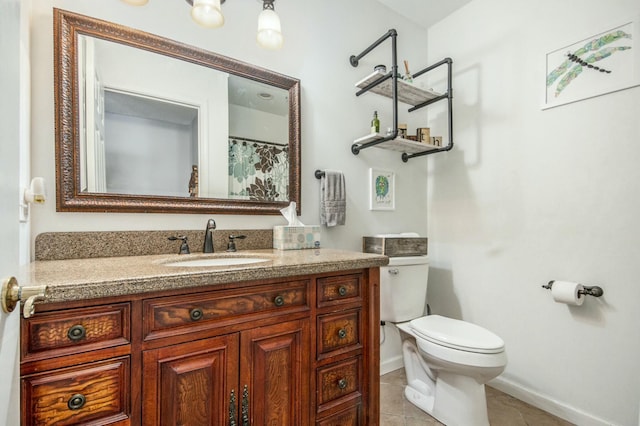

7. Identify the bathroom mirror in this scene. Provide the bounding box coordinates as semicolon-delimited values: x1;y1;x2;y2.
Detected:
54;9;301;214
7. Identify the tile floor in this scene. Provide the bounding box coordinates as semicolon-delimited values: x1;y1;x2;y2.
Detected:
380;369;574;425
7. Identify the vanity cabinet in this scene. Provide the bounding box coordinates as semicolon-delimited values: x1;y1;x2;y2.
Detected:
20;268;380;426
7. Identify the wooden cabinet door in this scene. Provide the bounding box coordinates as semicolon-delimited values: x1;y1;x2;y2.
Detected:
142;334;240;426
240;319;310;426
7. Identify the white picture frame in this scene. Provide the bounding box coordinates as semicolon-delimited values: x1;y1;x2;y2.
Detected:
542;16;639;109
369;168;395;211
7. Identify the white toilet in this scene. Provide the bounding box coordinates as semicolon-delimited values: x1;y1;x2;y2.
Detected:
380;255;507;426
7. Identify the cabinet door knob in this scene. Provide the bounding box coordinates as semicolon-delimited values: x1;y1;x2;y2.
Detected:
190;308;204;321
273;295;285;307
338;379;348;390
67;393;86;410
338;286;347;296
338;328;347;339
67;325;86;342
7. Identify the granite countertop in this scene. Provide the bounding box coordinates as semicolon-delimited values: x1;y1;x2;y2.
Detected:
18;249;389;303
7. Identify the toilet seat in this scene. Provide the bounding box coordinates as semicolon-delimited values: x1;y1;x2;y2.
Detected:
409;315;505;354
396;317;507;369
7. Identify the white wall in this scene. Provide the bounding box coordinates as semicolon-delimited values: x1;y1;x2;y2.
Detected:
104;112;194;196
426;1;640;425
92;36;230;197
229;104;287;143
30;0;429;248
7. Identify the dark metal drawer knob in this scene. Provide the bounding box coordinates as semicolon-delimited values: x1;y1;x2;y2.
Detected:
67;325;86;342
338;379;348;390
67;393;86;410
274;295;285;307
338;328;347;339
190;308;204;321
338;286;347;296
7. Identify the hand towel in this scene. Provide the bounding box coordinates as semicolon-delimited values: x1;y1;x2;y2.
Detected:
320;170;346;227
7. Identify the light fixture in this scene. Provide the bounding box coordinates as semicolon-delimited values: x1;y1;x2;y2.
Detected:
24;177;46;205
256;0;283;50
121;0;283;49
20;177;46;222
190;0;224;28
121;0;150;5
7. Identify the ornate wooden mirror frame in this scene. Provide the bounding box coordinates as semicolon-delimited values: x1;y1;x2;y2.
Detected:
54;9;301;214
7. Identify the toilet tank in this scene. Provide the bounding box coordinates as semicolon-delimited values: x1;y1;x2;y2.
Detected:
380;256;429;323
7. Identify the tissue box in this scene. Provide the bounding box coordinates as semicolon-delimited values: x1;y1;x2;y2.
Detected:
362;236;428;257
273;226;321;250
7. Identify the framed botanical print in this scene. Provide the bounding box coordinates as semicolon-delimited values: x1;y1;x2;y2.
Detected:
369;168;395;211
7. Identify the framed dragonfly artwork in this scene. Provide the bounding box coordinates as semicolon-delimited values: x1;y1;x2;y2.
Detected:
543;16;639;109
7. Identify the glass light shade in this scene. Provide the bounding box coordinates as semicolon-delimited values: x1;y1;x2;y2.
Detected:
256;9;283;50
121;0;149;5
191;0;224;28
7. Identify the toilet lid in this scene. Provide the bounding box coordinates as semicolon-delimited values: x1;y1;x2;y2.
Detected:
409;315;505;354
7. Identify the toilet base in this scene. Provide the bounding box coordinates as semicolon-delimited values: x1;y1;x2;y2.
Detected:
402;339;492;426
429;371;490;426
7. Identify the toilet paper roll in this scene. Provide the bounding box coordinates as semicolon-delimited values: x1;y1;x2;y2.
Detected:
551;281;585;306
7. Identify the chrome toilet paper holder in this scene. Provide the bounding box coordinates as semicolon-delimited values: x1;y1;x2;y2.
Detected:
542;280;604;297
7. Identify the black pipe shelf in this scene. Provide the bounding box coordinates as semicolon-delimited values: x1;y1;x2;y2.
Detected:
349;29;454;162
353;133;442;154
355;70;443;106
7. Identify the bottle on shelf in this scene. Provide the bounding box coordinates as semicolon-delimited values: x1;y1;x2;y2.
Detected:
403;60;413;83
371;111;380;134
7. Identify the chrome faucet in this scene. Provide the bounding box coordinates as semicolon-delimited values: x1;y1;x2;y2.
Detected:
203;219;216;253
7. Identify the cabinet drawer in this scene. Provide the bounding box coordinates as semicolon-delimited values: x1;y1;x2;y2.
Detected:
317;274;362;308
317;310;361;357
22;357;130;425
144;280;309;340
316;404;361;426
317;357;362;409
22;303;130;361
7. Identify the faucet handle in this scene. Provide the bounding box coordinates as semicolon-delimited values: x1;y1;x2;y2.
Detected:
226;235;246;252
168;235;190;255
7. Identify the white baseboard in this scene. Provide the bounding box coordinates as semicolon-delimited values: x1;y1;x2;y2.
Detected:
490;376;618;426
380;355;403;376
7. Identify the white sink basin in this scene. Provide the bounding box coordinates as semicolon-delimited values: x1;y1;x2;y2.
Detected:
164;257;270;267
